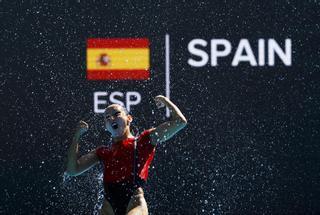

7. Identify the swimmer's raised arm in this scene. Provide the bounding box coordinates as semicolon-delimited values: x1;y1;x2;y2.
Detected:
65;121;99;176
149;95;187;145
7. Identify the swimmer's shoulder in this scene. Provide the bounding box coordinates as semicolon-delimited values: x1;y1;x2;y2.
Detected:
138;128;157;146
95;144;112;158
138;128;155;138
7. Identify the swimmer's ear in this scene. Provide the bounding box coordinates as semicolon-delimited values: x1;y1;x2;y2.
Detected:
127;115;133;124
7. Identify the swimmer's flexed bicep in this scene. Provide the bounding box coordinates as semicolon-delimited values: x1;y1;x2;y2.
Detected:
149;95;187;145
75;149;100;175
66;149;100;177
149;119;186;145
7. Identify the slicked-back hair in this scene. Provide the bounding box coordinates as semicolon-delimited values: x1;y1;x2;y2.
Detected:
120;105;129;115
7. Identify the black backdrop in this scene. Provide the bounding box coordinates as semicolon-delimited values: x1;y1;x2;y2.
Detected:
1;1;319;214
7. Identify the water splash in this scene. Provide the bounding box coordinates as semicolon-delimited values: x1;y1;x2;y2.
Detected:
92;173;104;215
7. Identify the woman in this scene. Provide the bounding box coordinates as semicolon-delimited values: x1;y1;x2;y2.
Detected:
65;95;187;215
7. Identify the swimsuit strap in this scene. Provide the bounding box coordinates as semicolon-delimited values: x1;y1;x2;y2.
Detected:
133;136;139;189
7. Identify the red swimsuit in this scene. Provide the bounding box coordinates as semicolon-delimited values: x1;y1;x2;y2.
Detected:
96;129;156;183
96;130;156;214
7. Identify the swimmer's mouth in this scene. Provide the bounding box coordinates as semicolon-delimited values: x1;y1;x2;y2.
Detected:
111;122;118;129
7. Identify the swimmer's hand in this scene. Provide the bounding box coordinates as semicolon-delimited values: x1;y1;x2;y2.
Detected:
154;95;168;108
74;120;89;138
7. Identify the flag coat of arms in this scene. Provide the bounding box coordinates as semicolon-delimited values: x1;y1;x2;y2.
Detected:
86;38;150;80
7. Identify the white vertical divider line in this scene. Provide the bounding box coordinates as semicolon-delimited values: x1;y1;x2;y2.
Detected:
165;34;170;118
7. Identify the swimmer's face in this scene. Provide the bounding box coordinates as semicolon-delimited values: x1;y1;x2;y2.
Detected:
104;104;132;137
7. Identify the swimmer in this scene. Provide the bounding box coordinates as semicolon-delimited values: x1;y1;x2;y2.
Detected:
65;95;187;215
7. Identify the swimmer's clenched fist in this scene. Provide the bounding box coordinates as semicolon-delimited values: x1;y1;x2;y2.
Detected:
154;95;167;108
75;120;89;137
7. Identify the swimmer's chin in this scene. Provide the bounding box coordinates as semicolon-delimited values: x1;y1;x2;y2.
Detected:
110;130;126;138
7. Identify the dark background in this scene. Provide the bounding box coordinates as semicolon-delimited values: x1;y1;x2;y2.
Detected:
1;0;319;214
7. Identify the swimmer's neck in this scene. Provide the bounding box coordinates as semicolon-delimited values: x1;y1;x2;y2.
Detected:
112;129;135;143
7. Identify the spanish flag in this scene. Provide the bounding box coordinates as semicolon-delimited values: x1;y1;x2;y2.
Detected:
86;38;150;80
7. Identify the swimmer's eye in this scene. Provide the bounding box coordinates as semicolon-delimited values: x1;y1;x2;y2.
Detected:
105;112;121;120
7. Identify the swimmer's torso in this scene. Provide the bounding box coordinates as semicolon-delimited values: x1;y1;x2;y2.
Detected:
96;130;156;183
97;130;155;214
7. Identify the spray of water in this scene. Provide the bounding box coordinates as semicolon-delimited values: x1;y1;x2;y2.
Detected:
92;173;104;215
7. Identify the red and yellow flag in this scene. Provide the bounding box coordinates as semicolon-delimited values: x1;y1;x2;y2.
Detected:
86;38;150;80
